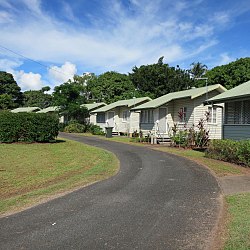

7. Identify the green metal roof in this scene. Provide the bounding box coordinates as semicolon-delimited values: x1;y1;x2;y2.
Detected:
11;107;41;113
207;80;250;104
92;97;151;113
80;102;106;111
132;84;226;110
37;106;60;113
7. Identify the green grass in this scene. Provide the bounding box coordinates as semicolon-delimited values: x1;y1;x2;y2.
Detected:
0;139;119;215
152;147;244;176
224;193;250;250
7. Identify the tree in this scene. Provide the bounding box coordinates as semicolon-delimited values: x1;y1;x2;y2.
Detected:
0;94;15;110
129;57;194;98
23;86;53;108
205;57;250;89
0;71;23;109
87;71;138;104
52;80;88;123
189;62;208;79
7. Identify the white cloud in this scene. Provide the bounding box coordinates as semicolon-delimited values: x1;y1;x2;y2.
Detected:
0;11;13;23
48;62;77;84
0;58;22;72
217;53;234;66
14;70;43;90
0;0;245;76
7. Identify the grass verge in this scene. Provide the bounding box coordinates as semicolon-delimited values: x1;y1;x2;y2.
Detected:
151;146;247;176
224;193;250;250
0;139;119;215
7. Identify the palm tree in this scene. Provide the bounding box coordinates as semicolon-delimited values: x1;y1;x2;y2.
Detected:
189;62;208;79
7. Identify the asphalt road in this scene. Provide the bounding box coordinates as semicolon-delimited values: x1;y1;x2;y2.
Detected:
0;133;222;250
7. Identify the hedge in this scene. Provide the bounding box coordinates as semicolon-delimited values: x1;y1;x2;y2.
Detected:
205;139;250;167
0;111;59;143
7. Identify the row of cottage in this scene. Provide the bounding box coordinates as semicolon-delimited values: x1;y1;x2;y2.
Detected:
11;81;250;140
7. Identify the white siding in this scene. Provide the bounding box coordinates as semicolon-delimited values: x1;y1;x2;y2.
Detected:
129;111;140;134
193;90;223;139
172;98;194;131
89;113;96;124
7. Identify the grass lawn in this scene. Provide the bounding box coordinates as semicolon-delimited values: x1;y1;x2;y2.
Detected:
147;146;248;176
0;139;118;215
224;193;250;250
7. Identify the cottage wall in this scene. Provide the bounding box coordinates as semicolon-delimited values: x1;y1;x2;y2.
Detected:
193;90;223;139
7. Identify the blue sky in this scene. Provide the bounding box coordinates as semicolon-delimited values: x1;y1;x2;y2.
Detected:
0;0;249;91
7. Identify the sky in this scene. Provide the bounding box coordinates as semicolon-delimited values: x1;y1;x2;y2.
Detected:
0;0;250;91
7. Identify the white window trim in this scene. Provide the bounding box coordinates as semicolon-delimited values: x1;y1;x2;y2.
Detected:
208;106;217;124
141;110;154;124
179;107;187;123
122;110;129;122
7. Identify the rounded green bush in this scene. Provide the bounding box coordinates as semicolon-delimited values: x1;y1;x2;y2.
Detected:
64;123;85;133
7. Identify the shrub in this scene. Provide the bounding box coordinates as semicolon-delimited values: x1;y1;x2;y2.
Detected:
205;139;250;167
64;123;85;133
87;124;105;135
0;111;59;143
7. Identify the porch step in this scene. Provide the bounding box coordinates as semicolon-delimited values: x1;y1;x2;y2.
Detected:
156;135;172;145
112;132;119;136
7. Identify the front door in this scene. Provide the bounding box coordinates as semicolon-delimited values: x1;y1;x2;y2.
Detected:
158;108;167;134
107;111;115;127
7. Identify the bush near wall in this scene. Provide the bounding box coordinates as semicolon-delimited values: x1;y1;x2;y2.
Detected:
205;139;250;167
0;111;59;143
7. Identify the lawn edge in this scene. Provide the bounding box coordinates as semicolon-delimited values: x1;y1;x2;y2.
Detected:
0;138;120;218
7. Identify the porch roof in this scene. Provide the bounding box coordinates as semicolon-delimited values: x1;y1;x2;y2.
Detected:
11;107;41;113
81;102;106;112
37;106;60;113
207;80;250;104
132;84;226;110
91;97;151;113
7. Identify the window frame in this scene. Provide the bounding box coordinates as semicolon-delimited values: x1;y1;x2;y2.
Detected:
96;112;105;123
122;110;129;122
141;110;154;124
179;107;187;123
208;106;217;124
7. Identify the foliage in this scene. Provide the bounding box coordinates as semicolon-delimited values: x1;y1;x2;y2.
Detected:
188;62;208;79
205;57;250;89
87;71;138;104
171;114;210;148
205;139;250;167
0;71;23;109
0;94;15;110
23;87;53;108
129;57;195;98
53;79;88;122
86;124;105;135
64;122;85;133
0;111;59;143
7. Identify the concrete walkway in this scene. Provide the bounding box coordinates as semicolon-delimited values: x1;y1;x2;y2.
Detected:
219;175;250;195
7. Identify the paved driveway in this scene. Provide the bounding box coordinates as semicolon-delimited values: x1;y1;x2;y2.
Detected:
0;133;222;250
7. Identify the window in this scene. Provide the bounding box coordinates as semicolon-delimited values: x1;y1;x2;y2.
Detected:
96;112;105;123
141;110;154;123
178;107;187;123
225;100;250;124
122;110;129;122
208;106;217;123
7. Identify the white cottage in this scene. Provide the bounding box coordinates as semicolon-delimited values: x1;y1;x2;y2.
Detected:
207;81;250;140
90;97;151;135
132;84;227;139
